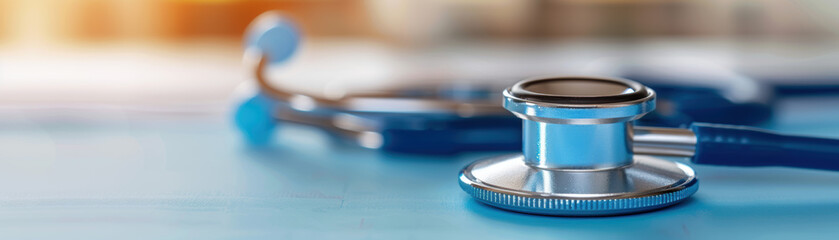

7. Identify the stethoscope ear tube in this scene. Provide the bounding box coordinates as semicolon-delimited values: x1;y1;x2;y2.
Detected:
689;122;839;171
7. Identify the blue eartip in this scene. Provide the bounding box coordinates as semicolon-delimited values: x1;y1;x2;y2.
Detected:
235;94;279;145
244;11;300;64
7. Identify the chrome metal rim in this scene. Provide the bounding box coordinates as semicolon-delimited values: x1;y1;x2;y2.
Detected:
459;154;698;216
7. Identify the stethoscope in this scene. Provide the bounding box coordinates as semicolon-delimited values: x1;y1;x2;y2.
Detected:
237;12;839;216
458;76;839;216
237;12;520;153
236;12;790;154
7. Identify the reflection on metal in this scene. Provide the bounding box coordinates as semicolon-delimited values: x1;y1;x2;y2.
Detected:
633;126;697;157
460;76;697;216
460;155;697;216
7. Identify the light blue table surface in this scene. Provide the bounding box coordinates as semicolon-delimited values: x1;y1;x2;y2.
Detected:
1;96;839;239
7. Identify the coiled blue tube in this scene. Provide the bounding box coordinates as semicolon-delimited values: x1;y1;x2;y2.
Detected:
691;122;839;171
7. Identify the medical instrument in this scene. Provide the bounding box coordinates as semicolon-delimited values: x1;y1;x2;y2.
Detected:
236;12;523;153
459;76;839;216
235;12;787;154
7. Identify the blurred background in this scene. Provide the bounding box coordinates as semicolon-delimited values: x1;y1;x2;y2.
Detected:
2;0;839;114
2;1;839;237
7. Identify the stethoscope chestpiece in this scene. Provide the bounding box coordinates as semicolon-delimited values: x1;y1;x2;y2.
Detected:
459;76;698;216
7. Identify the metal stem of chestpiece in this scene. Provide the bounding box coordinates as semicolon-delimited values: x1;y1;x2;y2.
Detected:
524;121;634;169
459;76;698;216
633;126;697;157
